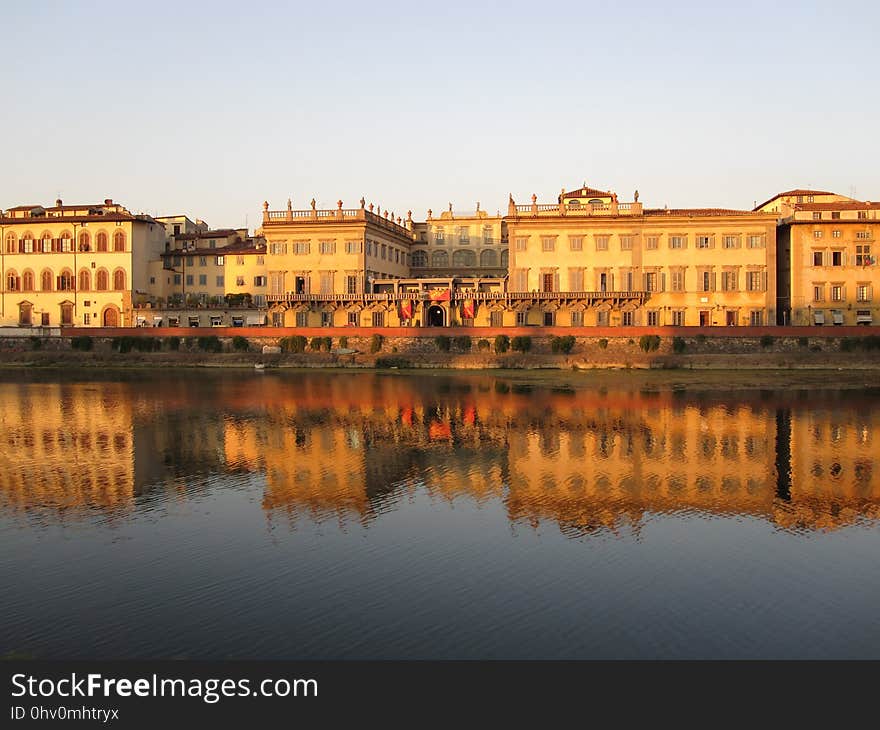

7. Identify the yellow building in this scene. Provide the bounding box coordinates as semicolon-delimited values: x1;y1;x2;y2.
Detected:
757;189;879;326
506;184;778;327
0;198;167;327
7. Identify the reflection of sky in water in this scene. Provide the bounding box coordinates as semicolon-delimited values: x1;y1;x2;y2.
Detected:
0;371;878;659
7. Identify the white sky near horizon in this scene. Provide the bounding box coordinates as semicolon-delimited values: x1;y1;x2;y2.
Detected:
1;0;878;231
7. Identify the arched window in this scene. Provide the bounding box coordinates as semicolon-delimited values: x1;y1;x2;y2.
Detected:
41;269;54;291
5;232;16;253
411;250;428;267
431;250;448;268
60;231;73;252
113;231;126;252
452;249;476;268
79;232;90;251
568;199;581;208
112;269;126;291
96;269;109;291
501;249;509;268
79;269;91;291
6;270;19;291
22;270;35;291
96;232;108;252
480;249;497;267
58;269;74;291
20;232;34;254
41;232;53;253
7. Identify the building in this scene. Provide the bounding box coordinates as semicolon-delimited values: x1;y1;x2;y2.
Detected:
0;198;166;327
757;190;879;326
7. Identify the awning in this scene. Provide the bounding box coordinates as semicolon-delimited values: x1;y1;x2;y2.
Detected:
813;311;825;324
153;316;163;323
246;316;265;326
832;311;844;324
168;317;180;326
210;317;222;325
136;316;146;324
856;311;873;323
188;317;200;326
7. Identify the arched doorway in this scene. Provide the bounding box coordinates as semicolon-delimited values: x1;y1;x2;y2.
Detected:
427;305;445;327
103;306;119;327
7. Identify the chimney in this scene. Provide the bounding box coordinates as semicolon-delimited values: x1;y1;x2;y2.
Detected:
104;198;113;206
55;198;63;207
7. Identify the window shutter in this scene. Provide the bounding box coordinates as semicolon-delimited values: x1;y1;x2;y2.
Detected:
610;273;615;291
660;272;666;292
761;271;768;292
554;272;560;292
711;272;717;292
643;272;649;291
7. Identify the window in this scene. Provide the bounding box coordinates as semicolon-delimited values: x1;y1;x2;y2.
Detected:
621;311;634;326
236;256;245;266
113;231;125;251
569;237;583;251
215;256;224;266
813;231;823;239
858;211;868;220
619;235;634;250
516;311;527;326
700;271;712;292
41;235;52;253
293;242;309;255
831;251;843;266
6;272;19;290
813;251;823;266
543;312;555;326
721;271;738;291
209;240;216;248
83;313;91;325
5;233;15;253
672;310;685;326
483;226;493;243
321;312;333;327
381;244;387;260
570;311;583;326
831;285;844;302
348;312;359;326
647;310;659;326
319;241;335;255
254;276;266;287
541;237;555;252
669;235;685;249
831;212;841;220
595;236;609;251
515;237;527;251
568;269;584;291
432;250;448;267
269;242;287;255
296;311;309;327
186;275;194;286
371;312;384;327
746;271;765;292
452;249;476;267
670;270;685;292
40;269;53;291
96;232;108;252
597;310;610;326
199;274;208;285
480;249;497;267
345;241;361;254
723;235;740;249
214;275;223;287
459;227;469;243
319;272;333;293
60;233;73;252
856;245;872;266
747;235;765;249
645;236;659;250
346;275;359;294
490;311;503;327
856;231;871;240
750;311;764;326
173;274;181;285
235;276;245;286
113;270;126;290
832;230;841;238
434;228;445;243
644;272;658;292
813;212;822;220
412;250;428;267
22;236;34;254
857;284;871;302
696;235;712;249
813;285;824;302
195;256;205;267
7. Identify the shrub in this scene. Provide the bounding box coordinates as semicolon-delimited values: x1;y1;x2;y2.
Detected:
639;335;661;352
627;338;635;345
164;336;181;351
760;335;774;349
322;336;332;352
370;334;384;353
375;356;411;369
864;335;880;351
232;335;249;352
672;337;687;354
477;339;490;352
797;337;809;348
597;338;609;350
511;336;532;352
339;336;348;349
279;335;307;353
434;335;451;352
184;337;195;350
696;334;708;344
551;335;576;354
810;344;822;352
494;334;510;354
29;336;42;350
197;336;222;353
453;336;472;351
71;336;93;351
310;337;323;352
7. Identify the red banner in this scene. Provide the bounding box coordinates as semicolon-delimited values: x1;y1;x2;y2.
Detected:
428;288;450;302
400;300;413;320
462;300;475;319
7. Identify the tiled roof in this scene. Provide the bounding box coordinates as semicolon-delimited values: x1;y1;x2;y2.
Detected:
754;189;837;210
793;201;878;211
643;208;759;217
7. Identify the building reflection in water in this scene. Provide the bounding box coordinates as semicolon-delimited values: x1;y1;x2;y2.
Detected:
0;374;878;534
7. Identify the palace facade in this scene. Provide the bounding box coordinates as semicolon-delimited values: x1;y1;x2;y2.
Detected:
1;181;877;328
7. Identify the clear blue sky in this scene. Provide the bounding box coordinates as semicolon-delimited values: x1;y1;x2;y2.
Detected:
2;0;877;229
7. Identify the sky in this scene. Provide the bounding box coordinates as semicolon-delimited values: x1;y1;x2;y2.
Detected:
1;0;878;230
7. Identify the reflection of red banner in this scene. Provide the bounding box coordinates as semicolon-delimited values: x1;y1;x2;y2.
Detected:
429;288;450;302
429;420;452;440
462;300;475;319
401;407;413;426
463;405;476;426
400;300;413;320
